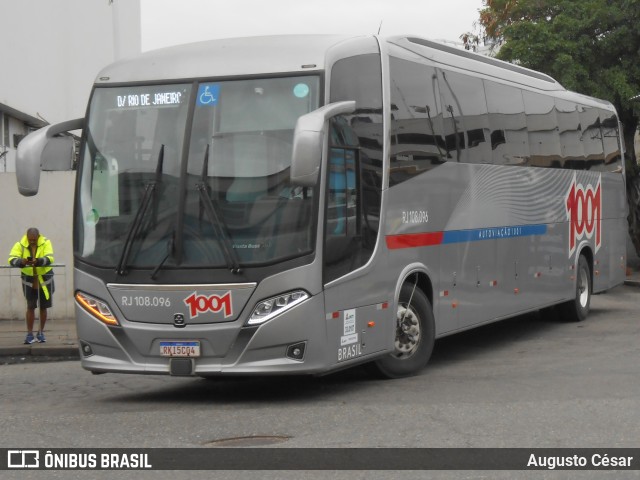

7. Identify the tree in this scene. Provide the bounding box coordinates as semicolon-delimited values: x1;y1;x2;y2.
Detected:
477;0;640;256
479;1;639;153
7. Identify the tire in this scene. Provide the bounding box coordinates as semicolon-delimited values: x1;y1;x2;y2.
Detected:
373;283;435;378
560;254;591;322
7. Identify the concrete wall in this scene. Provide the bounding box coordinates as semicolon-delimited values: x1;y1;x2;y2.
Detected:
0;172;75;320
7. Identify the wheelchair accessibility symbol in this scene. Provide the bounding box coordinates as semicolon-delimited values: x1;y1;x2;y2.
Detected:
197;84;220;106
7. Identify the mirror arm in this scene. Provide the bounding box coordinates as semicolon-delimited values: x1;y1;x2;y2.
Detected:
46;118;85;137
290;101;356;187
16;118;84;196
295;101;357;132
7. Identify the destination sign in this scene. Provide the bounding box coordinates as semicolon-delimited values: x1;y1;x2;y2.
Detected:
116;91;183;108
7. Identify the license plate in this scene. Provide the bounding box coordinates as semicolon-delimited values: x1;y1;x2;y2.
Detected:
160;341;200;357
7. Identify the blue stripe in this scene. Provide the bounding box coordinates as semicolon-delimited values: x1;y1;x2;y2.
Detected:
442;224;547;245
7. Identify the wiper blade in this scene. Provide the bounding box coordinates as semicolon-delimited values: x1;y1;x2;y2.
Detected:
150;229;175;280
116;145;164;276
197;144;242;274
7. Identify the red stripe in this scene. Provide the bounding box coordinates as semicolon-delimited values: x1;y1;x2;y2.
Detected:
386;232;444;249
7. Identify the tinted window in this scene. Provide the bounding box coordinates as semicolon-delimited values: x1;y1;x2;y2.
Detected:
580;107;605;169
389;57;445;186
484;81;529;165
326;54;383;282
438;70;490;164
523;91;561;168
556;98;584;169
600;110;623;172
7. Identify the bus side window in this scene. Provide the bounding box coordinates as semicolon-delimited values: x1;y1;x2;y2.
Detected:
523;91;561;168
484;80;529;166
325;53;383;283
327;146;357;238
325;116;360;266
600;110;623;172
580;107;605;170
556;98;584;170
438;70;490;164
389;56;445;185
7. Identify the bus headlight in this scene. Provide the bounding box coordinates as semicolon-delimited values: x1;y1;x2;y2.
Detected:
247;290;309;326
75;291;119;326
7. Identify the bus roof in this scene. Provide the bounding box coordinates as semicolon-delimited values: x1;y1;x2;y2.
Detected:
93;34;616;113
95;35;357;84
96;34;566;89
386;36;565;92
384;36;615;111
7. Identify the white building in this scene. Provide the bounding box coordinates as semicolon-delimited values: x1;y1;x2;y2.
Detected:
0;0;141;172
0;0;140;321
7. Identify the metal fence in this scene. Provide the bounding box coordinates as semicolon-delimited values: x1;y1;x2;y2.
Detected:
0;264;69;320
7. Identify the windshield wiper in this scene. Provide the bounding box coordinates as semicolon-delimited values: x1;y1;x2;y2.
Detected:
197;144;242;274
116;145;164;276
150;229;175;280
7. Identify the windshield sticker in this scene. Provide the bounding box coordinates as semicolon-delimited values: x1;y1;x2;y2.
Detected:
85;208;99;226
343;309;356;335
293;83;310;98
197;84;220;106
116;91;183;108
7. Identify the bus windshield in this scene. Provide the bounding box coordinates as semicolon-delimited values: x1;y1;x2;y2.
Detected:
76;76;320;270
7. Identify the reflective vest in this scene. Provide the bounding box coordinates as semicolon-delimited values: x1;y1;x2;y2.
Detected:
7;234;55;300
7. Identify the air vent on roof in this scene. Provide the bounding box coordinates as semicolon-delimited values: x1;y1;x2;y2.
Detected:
406;37;557;84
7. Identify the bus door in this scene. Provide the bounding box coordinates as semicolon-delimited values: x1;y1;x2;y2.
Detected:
322;136;389;366
323;52;387;365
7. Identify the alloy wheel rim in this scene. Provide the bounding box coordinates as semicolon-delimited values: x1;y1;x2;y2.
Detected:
394;304;421;359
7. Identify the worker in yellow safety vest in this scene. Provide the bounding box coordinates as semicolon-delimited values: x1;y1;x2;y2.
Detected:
8;228;55;344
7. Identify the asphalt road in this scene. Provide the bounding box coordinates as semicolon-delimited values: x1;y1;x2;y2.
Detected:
1;284;639;480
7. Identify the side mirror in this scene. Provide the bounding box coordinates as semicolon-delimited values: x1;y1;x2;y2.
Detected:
42;136;76;171
290;101;356;186
16;118;84;196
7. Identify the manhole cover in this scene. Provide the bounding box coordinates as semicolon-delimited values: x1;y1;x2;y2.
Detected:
204;435;291;447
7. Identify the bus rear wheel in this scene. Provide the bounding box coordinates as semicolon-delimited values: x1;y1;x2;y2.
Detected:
373;283;435;378
561;254;591;322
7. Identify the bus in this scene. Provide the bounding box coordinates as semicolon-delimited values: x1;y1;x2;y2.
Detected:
16;34;628;378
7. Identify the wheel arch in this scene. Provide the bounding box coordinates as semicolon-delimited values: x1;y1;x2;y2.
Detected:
373;263;437;378
394;263;434;308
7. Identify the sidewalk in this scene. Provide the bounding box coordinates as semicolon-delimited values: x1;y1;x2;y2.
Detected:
0;316;79;360
1;263;639;361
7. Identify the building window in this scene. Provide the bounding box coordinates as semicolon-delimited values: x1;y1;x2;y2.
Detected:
2;113;9;147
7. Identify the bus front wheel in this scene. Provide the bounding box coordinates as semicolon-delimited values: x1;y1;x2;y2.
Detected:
373;283;435;378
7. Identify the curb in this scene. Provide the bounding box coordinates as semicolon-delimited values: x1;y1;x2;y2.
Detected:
32;346;79;357
0;345;79;358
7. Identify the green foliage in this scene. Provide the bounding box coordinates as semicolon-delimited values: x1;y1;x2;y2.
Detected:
481;0;640;159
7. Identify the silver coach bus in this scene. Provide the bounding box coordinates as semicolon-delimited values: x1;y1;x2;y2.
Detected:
16;35;627;378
